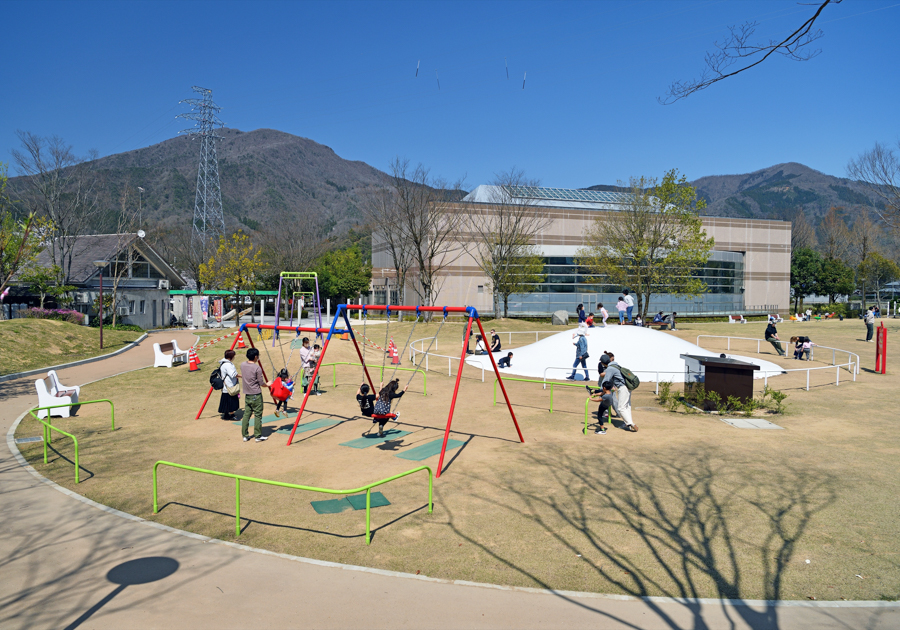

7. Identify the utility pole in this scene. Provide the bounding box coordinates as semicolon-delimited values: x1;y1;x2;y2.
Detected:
177;86;225;265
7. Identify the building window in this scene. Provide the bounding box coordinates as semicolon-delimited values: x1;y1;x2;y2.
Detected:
477;285;484;294
140;300;146;314
129;300;136;314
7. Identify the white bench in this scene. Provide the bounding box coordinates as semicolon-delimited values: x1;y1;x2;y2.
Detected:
47;370;81;399
768;314;784;324
728;315;747;324
154;341;189;368
171;339;191;358
35;378;77;419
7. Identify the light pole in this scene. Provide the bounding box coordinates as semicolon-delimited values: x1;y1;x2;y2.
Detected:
93;260;109;349
137;187;144;227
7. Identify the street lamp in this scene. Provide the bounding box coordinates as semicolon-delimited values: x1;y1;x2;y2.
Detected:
93;260;109;349
137;187;145;227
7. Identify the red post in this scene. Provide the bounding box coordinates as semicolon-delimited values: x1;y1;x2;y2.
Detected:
285;336;333;445
876;322;887;374
435;316;474;478
194;330;243;419
474;317;524;443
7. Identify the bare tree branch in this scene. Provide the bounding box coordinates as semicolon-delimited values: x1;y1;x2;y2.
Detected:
660;1;838;104
847;140;900;227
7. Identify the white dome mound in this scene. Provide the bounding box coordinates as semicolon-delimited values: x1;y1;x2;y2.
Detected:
466;326;785;383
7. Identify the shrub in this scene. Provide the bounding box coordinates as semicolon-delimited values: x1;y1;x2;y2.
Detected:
705;390;722;412
657;381;672;405
666;396;680;413
769;390;788;414
725;395;742;414
20;307;85;325
742;397;759;417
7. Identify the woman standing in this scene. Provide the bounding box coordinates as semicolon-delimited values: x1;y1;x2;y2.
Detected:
616;297;628;325
218;349;240;420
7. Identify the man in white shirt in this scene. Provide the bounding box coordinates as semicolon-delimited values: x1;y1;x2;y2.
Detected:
623;290;635;323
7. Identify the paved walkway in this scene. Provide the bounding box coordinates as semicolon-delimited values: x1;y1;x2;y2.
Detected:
1;331;897;629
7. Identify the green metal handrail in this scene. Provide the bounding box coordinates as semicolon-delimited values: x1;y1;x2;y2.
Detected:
152;461;433;544
26;399;115;484
320;362;427;395
492;377;587;413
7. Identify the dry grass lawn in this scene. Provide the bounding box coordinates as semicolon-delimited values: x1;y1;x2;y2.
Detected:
14;317;900;602
0;319;142;376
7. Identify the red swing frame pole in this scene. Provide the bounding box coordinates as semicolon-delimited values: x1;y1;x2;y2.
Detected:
435;316;474;478
195;330;243;420
474;317;523;442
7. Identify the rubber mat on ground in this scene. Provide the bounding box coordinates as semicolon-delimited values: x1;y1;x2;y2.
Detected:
311;492;390;514
395;438;465;461
274;418;341;434
340;430;410;449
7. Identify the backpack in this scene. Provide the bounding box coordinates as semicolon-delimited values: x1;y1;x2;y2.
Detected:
618;365;640;391
210;367;224;390
374;398;391;415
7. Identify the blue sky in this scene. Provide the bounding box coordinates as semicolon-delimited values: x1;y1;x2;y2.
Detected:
1;0;897;188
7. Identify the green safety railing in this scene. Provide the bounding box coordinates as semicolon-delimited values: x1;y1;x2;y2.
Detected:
492;377;589;413
153;461;433;544
320;362;427;395
27;399;116;484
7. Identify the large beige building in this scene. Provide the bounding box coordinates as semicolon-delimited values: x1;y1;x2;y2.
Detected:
371;186;790;317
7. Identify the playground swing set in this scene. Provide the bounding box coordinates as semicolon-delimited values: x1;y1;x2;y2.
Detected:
194;304;523;477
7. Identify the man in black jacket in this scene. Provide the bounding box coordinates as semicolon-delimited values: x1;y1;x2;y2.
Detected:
765;322;786;357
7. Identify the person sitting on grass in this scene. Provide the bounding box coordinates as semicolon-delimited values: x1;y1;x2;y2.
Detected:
498;352;513;368
588;381;619;435
371;379;407;437
269;368;293;417
474;334;487;355
490;329;502;352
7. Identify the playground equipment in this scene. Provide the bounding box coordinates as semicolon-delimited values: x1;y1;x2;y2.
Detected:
288;291;317;327
274;272;323;344
194;304;524;477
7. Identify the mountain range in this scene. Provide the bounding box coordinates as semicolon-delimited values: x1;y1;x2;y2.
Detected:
8;128;882;242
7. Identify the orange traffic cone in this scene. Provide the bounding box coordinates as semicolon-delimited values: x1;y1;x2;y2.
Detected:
193;346;202;364
390;338;401;365
189;348;200;372
341;332;350;340
237;333;246;349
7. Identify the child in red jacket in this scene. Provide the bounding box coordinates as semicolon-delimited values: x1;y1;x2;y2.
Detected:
270;368;293;417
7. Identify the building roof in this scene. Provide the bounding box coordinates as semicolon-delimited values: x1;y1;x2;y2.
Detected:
462;185;635;211
32;234;184;287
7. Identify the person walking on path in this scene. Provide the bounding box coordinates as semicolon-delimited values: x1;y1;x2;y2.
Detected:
598;353;637;432
241;348;273;442
865;306;876;342
765;321;786;356
566;329;590;380
217;349;240;420
623;290;635;323
616;297;627;325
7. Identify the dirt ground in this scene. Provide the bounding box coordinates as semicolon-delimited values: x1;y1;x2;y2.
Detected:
14;316;900;602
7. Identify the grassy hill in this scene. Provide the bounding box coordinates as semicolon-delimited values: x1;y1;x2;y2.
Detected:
0;319;142;376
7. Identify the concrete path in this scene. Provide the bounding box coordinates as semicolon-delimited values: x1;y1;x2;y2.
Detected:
1;330;897;629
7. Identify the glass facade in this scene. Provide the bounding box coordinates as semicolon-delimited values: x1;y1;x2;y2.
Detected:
504;251;745;316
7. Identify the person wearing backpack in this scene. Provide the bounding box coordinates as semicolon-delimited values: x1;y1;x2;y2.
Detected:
216;349;240;420
598;352;638;432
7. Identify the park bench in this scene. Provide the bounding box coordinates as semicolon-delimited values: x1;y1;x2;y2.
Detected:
768;314;783;324
35;377;78;418
154;341;189;368
648;321;669;330
47;369;81;399
728;315;747;324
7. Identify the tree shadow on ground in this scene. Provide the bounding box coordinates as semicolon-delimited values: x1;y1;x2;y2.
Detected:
446;447;836;629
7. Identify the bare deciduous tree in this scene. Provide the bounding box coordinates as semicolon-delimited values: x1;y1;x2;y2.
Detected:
361;184;412;306
847;141;900;227
817;206;850;261
462;168;550;317
784;207;817;251
108;182;142;327
11;131;102;284
385;158;466;311
661;0;839;104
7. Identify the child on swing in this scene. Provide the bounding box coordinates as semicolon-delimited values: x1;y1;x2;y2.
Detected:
370;378;408;437
270;368;293;418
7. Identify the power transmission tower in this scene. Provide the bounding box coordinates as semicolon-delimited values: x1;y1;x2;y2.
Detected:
178;86;225;263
